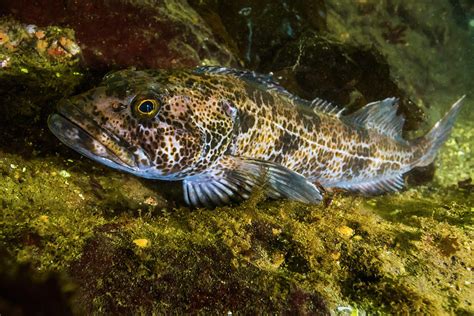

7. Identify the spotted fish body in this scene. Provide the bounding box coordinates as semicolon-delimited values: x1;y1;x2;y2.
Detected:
48;66;465;207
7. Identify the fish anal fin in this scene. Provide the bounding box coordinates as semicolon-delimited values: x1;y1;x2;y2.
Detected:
342;98;405;140
337;173;405;195
182;155;323;207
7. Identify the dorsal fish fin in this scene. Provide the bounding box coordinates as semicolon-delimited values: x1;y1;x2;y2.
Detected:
195;66;346;116
194;66;297;99
342;98;405;140
309;97;345;117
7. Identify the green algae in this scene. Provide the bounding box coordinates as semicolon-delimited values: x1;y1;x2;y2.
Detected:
0;16;83;124
325;0;474;120
436;120;474;186
1;138;472;313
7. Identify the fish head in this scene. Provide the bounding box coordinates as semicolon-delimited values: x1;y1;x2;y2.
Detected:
48;69;238;180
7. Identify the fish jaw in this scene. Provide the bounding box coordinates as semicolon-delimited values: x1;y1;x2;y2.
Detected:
48;99;152;175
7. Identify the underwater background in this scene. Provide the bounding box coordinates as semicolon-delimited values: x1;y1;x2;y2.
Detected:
0;0;472;314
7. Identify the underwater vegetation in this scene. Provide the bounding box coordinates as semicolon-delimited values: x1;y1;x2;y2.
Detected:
0;0;473;314
0;0;236;70
381;21;408;45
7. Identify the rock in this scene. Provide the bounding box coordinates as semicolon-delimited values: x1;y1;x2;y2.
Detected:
0;16;83;124
69;222;330;314
0;251;75;315
325;0;474;118
1;0;237;69
189;0;327;67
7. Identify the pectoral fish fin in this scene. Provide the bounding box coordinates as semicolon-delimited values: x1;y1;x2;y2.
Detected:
182;156;322;207
337;173;405;195
342;98;405;140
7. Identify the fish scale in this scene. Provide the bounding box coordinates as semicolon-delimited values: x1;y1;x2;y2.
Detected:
48;66;465;207
231;90;408;184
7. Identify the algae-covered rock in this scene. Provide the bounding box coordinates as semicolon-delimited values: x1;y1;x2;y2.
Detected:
0;251;75;315
69;219;330;314
2;182;472;313
0;16;83;124
189;0;327;67
1;0;237;70
325;0;474;120
435;120;474;186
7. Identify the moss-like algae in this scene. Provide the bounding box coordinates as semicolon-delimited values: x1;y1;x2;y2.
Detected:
0;16;83;124
1;138;472;313
325;0;474;121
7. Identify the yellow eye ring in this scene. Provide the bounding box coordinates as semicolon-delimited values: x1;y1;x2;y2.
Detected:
134;99;160;118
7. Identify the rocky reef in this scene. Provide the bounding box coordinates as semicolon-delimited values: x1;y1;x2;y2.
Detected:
0;0;473;314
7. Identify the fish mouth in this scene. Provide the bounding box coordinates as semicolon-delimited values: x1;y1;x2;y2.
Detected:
48;100;149;172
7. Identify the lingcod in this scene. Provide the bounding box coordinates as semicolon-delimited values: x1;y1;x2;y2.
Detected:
48;67;465;207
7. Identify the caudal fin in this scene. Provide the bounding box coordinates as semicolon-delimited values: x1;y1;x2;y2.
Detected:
413;96;465;167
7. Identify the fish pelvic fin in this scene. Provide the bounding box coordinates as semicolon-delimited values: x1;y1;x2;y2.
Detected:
413;95;465;167
182;155;322;207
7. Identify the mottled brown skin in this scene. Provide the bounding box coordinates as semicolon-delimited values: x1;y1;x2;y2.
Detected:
48;67;463;205
52;69;412;182
51;69;241;180
227;85;416;187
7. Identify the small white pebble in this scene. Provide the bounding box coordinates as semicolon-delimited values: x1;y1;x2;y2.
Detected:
25;24;37;35
337;306;353;312
59;170;71;178
1;57;10;68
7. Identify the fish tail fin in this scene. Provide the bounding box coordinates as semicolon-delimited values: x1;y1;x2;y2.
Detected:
412;95;465;167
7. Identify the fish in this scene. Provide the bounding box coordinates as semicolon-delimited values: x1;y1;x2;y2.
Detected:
48;66;465;207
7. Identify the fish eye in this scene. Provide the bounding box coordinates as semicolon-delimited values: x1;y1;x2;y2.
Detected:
133;98;160;118
138;100;155;113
